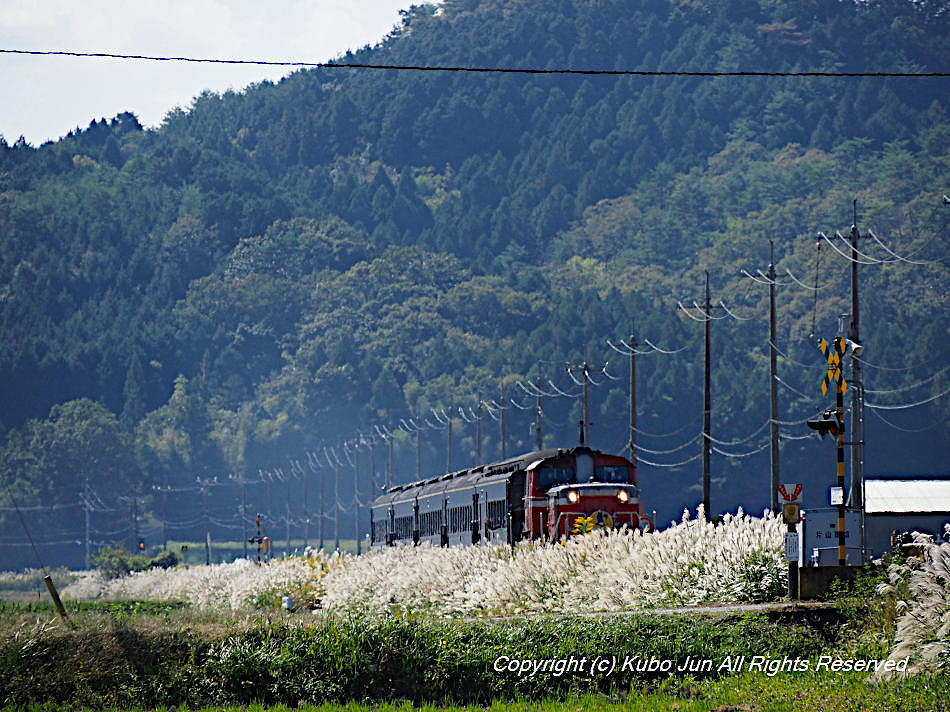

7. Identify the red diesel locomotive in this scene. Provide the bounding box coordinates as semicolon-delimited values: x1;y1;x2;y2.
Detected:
370;445;652;547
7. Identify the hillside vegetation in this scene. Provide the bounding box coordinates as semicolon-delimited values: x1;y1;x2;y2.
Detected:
0;0;948;568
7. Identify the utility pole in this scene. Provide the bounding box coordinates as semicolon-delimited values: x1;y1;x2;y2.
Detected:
817;202;870;561
333;450;340;550
678;273;725;522
301;460;309;549
240;474;248;559
354;439;361;554
499;397;508;460
534;379;544;451
160;481;168;551
318;453;325;551
196;475;214;565
83;481;91;569
446;415;453;472
847;200;865;509
130;486;139;553
476;401;483;464
369;436;377;505
415;424;422;478
386;433;394;490
284;467;292;554
566;363;592;445
702;272;713;523
629;321;638;466
768;242;780;515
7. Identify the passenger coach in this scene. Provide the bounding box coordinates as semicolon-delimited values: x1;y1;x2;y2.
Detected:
370;446;652;547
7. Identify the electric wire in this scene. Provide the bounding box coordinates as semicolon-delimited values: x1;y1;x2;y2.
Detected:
779;432;816;441
703;418;771;446
712;441;770;458
784;267;846;292
3;49;949;77
741;269;776;285
856;349;950;372
635;433;702;455
636;451;703;469
866;386;950;410
632;420;702;439
769;339;826;370
774;375;817;401
643;338;688;355
677;301;710;322
819;231;881;265
864;366;950;395
866;403;948;433
718;301;753;321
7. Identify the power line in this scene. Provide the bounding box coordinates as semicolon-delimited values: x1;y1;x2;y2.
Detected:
2;49;948;77
866;386;950;411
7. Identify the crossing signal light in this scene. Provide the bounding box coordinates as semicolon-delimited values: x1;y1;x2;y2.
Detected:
806;409;843;439
137;539;145;551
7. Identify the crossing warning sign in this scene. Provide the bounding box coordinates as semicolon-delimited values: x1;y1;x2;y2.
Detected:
778;483;803;503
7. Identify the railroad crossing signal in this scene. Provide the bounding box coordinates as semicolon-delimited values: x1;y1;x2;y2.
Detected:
816;337;847;395
806;408;843;438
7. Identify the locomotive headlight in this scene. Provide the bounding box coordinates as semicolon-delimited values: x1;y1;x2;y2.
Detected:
566;489;580;504
616;489;629;504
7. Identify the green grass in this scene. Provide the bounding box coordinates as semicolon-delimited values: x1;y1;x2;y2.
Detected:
0;560;935;712
3;678;949;712
0;604;852;709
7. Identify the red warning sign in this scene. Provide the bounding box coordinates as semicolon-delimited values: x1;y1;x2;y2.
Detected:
778;483;803;503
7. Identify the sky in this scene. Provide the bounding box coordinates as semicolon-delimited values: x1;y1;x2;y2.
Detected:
0;0;415;146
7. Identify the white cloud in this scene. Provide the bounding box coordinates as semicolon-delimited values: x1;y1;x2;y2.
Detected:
0;0;411;144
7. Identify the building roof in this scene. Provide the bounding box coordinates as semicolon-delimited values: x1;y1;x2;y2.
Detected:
865;479;950;514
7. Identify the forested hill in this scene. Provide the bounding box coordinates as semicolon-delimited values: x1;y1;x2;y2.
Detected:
1;0;948;568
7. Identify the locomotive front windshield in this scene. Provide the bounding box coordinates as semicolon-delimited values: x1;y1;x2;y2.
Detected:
595;465;630;483
536;466;574;488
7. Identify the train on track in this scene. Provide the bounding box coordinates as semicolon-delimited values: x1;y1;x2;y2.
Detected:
369;445;652;547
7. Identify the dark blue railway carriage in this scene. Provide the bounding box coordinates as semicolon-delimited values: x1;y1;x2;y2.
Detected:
370;446;651;547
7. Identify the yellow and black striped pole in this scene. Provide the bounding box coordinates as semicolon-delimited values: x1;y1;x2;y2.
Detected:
836;375;846;566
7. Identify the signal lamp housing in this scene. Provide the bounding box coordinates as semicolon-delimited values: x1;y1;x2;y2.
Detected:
806;408;843;439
